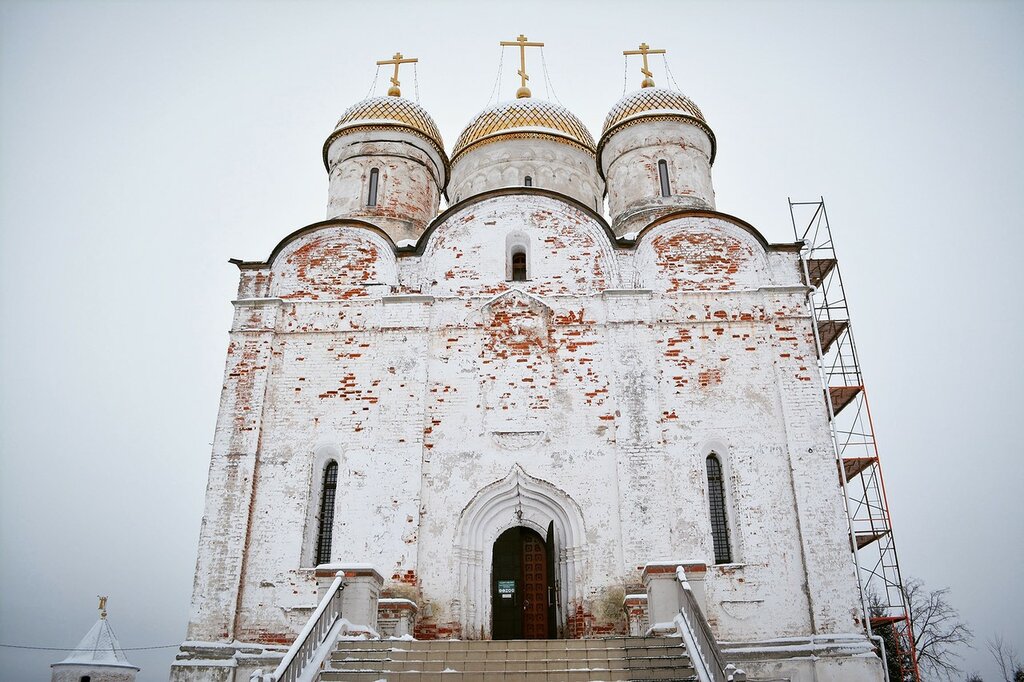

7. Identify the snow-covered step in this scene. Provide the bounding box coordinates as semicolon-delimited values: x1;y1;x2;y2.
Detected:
320;636;696;681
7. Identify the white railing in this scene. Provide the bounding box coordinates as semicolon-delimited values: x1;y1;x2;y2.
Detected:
253;572;347;682
673;566;745;682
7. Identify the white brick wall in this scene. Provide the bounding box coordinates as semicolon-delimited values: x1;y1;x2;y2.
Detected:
182;193;865;650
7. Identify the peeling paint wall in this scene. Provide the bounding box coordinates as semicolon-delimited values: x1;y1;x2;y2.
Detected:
183;193;864;651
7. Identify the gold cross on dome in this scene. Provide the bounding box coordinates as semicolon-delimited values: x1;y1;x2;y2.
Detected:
98;595;108;619
624;42;666;88
500;34;545;99
376;52;418;97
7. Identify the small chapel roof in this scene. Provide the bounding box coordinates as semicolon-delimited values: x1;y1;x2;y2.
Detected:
52;604;139;671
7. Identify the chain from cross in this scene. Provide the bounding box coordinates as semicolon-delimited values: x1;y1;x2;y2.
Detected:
376;52;418;97
499;34;545;99
623;42;666;88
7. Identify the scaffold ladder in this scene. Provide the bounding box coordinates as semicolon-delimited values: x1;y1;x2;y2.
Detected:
790;198;921;682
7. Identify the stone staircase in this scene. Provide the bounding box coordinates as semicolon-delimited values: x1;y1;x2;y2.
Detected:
320;636;697;681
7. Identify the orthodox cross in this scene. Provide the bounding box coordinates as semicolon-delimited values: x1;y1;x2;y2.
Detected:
500;34;545;99
623;43;666;88
98;595;108;619
376;52;418;97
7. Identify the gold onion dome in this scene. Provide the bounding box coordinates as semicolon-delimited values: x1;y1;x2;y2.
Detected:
451;99;596;163
323;95;448;168
598;87;716;164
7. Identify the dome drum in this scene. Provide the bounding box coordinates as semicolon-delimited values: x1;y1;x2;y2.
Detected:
448;138;604;212
326;132;443;244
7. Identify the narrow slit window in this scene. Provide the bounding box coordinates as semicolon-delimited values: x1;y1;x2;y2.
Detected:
315;461;338;566
524;176;533;187
658;159;671;197
706;454;732;564
367;168;379;206
511;250;527;282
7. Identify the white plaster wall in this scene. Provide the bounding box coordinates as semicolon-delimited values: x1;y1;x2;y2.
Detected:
449;139;604;212
601;120;715;236
182;194;866;654
325;129;444;243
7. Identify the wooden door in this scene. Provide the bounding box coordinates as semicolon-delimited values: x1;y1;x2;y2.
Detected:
546;520;557;637
492;527;550;639
521;530;548;639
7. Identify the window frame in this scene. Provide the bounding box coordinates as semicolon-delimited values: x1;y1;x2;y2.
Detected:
511;249;528;282
706;452;733;565
658;159;671;198
505;232;531;282
314;460;339;567
367;167;379;207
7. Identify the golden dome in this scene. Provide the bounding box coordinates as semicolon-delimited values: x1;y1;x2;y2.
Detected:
323;96;447;168
451;99;596;162
598;88;716;163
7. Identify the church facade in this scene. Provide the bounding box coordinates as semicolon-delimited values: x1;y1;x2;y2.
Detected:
171;48;885;682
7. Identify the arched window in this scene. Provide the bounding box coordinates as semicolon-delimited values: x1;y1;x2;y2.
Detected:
80;677;91;682
658;159;671;197
524;175;533;187
511;249;527;281
706;454;732;564
367;168;379;206
315;461;338;566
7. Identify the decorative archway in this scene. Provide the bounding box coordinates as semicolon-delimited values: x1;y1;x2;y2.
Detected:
453;465;588;639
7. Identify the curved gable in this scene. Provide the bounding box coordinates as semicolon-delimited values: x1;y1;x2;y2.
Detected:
270;225;398;300
635;215;771;292
418;193;618;296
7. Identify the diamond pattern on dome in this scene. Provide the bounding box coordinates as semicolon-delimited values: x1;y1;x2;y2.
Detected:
452;99;596;159
601;88;707;136
333;96;445;151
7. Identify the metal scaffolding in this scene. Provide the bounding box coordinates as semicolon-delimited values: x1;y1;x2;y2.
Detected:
789;198;921;682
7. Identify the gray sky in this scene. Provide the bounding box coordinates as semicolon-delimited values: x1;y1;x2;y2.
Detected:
1;1;1021;680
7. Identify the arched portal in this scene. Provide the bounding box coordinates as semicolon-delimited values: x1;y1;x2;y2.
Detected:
454;465;587;639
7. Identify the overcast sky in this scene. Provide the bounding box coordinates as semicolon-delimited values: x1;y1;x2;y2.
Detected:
1;1;1021;680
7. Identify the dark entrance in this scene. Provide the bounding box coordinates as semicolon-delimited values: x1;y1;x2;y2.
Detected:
491;524;557;639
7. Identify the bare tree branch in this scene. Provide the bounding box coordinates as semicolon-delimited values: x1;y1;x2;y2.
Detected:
868;575;973;682
987;635;1023;682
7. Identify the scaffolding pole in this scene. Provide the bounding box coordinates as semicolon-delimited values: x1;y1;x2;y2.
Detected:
790;198;921;682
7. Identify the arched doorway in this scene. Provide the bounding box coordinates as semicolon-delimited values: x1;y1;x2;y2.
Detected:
491;524;556;639
454;465;588;639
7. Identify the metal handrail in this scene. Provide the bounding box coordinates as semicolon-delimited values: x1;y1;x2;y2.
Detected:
674;566;744;682
262;572;347;682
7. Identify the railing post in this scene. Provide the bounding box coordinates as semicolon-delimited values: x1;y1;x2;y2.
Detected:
316;563;383;633
643;561;708;634
377;598;418;638
622;593;649;636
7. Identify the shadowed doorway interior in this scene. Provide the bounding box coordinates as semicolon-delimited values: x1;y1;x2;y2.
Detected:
491;524;556;639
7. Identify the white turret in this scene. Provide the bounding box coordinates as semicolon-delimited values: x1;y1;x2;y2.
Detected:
323;94;448;244
598;86;717;237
